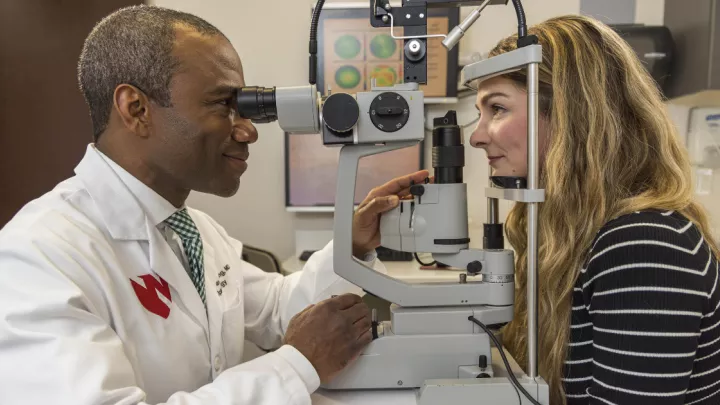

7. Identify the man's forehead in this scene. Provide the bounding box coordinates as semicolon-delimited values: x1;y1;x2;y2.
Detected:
171;24;244;85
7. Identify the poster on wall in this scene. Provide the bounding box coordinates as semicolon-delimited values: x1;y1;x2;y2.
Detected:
317;7;458;99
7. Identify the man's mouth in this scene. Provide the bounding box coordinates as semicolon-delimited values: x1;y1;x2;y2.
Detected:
223;153;249;171
223;154;248;161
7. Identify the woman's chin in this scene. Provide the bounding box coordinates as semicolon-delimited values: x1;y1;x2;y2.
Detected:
491;166;527;178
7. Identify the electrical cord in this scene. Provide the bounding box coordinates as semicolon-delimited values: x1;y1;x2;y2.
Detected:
468;316;542;405
309;0;326;85
511;0;527;38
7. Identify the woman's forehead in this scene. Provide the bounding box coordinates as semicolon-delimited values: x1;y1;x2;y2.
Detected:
475;76;523;104
476;76;517;93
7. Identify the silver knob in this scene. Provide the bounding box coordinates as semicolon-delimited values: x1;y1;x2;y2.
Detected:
408;40;421;55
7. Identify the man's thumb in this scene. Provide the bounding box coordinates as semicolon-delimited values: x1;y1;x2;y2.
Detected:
383;195;400;210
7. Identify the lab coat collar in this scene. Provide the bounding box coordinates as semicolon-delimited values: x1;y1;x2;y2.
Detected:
94;146;178;228
74;144;150;241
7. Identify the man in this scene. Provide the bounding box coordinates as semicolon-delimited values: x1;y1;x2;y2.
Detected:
0;6;428;405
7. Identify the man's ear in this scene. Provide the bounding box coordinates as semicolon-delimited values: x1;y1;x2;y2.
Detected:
113;84;152;138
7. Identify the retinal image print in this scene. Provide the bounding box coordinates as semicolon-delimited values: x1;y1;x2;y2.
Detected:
322;16;448;97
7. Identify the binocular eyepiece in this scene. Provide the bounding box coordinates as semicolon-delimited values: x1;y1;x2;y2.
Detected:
238;87;464;187
236;86;277;123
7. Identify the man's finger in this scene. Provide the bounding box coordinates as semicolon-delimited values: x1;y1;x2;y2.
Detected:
394;175;435;200
343;302;371;323
353;317;372;332
363;170;429;202
327;293;363;310
355;329;373;346
357;195;400;219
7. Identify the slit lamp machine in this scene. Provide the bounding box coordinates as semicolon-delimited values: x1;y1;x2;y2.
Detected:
235;1;549;403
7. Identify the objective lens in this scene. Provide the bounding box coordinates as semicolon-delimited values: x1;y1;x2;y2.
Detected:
432;111;464;184
236;86;277;123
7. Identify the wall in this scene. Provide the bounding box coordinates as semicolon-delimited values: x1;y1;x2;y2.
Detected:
579;0;666;25
636;0;665;25
581;0;636;24
0;0;141;227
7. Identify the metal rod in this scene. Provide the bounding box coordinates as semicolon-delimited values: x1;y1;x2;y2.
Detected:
526;62;539;380
426;0;506;5
460;0;492;31
487;197;499;224
442;0;492;50
388;13;447;40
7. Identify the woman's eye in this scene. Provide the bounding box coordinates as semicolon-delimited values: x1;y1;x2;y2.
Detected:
492;105;506;115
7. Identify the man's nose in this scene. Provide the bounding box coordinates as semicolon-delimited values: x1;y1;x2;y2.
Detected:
233;118;258;144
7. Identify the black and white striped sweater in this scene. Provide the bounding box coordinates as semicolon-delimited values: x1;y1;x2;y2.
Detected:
564;210;720;404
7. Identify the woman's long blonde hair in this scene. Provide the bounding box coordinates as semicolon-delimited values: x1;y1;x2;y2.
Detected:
489;15;720;404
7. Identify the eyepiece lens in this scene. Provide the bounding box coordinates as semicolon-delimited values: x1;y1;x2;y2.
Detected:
236;86;277;123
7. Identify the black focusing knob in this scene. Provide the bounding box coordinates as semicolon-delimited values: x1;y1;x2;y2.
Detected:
478;355;488;369
322;93;359;134
369;92;410;133
467;261;483;275
410;184;425;197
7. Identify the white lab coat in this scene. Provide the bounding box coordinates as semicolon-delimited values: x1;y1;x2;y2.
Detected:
0;145;382;405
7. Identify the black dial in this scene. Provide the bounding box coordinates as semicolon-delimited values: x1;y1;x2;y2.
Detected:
322;93;359;134
369;92;410;133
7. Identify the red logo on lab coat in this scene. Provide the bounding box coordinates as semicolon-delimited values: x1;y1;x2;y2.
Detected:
130;274;172;319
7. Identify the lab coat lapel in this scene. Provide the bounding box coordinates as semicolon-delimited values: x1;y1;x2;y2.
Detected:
147;221;210;338
202;241;223;349
74;145;210;336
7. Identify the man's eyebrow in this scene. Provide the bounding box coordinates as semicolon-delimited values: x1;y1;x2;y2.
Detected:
206;85;237;96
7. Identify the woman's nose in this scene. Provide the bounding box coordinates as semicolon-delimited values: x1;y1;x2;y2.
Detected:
469;120;489;149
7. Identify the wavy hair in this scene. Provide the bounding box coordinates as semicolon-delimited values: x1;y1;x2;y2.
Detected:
487;15;720;404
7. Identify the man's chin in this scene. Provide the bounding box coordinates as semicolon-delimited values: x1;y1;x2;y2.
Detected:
201;178;241;198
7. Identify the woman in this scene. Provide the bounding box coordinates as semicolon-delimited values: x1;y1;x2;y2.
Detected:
470;15;720;405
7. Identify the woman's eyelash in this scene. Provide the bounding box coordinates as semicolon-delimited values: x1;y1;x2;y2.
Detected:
476;104;506;118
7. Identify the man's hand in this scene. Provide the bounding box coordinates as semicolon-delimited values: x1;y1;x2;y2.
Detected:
284;294;372;384
352;170;430;258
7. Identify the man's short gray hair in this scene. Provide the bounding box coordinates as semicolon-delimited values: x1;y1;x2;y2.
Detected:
77;5;225;140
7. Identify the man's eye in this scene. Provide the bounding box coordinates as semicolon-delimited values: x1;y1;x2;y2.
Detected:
212;97;234;107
